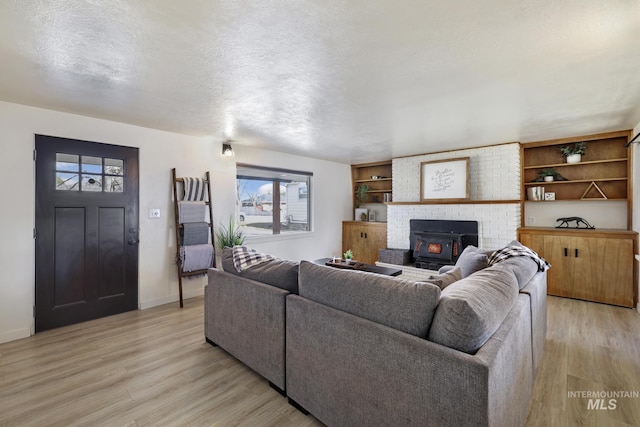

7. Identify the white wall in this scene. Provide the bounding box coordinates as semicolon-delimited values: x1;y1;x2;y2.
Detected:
0;100;351;344
389;143;521;250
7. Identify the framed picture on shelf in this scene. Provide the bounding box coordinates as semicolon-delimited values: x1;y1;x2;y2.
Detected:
368;211;376;222
420;157;470;202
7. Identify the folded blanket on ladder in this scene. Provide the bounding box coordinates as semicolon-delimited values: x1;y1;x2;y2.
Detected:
178;201;207;223
180;244;214;272
183;177;207;201
181;222;209;245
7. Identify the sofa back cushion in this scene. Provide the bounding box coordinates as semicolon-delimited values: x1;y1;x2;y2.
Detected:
221;247;299;294
428;266;462;290
298;261;441;338
454;245;491;277
428;264;519;354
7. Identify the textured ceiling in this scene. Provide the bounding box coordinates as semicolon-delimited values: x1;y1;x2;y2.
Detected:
1;1;639;164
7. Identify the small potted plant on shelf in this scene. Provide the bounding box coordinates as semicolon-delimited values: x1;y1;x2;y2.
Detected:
560;142;586;164
538;168;557;182
343;249;354;264
356;184;369;207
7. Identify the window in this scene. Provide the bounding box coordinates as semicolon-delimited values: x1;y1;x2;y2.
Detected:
55;153;124;192
236;164;312;236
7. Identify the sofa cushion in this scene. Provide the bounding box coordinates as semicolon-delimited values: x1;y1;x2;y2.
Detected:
299;261;441;338
492;257;538;290
455;245;490;277
221;247;299;294
428;266;462;290
428;265;519;354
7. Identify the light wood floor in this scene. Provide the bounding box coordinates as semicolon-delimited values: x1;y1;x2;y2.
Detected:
1;296;639;426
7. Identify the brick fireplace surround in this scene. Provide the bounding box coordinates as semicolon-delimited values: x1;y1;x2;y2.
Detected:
387;143;521;254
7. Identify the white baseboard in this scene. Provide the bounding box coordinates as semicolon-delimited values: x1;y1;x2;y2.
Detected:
0;327;31;344
139;287;205;310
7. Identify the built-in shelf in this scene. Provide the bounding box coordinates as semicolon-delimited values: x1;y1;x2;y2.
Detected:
351;160;392;209
523;158;627;170
354;177;392;183
524;177;627;186
387;199;520;205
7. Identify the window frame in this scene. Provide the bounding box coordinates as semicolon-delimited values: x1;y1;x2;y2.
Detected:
236;163;313;238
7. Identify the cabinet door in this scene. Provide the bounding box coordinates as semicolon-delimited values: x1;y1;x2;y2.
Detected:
342;223;387;264
542;235;575;298
361;224;387;264
572;236;634;306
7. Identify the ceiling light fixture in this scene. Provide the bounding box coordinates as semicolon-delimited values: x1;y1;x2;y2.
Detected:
222;142;234;156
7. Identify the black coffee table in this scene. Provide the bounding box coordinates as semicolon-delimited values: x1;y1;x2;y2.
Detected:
313;258;402;277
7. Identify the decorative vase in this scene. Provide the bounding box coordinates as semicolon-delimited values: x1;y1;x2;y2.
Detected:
566;154;581;164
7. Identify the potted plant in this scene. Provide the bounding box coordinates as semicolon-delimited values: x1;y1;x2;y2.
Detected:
215;216;245;249
560;142;586;164
538;168;557;182
343;249;354;264
356;184;369;207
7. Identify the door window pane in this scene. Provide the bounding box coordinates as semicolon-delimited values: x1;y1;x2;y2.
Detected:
56;154;79;172
82;174;102;191
105;158;124;176
56;173;79;191
81;156;102;174
104;176;124;192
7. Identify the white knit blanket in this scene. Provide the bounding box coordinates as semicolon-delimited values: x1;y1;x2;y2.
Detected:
488;244;550;272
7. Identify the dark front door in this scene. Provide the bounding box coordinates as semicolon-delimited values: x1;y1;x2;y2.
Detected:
35;135;139;332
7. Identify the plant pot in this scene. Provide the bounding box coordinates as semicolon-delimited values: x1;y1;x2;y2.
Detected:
566;154;581;164
544;176;554;182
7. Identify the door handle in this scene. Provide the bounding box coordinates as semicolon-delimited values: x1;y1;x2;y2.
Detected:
564;248;568;257
364;233;367;239
575;248;578;257
128;239;139;246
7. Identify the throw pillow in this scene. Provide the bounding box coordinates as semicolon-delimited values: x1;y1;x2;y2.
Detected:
455;245;489;277
428;265;519;354
428;266;462;290
221;247;299;294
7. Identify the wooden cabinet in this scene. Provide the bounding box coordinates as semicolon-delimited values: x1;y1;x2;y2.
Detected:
351;160;392;208
342;221;387;265
519;227;637;307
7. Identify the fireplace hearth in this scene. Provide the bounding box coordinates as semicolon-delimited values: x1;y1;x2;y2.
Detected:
410;220;478;270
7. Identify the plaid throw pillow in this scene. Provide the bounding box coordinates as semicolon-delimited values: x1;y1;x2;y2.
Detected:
488;243;550;272
232;246;275;272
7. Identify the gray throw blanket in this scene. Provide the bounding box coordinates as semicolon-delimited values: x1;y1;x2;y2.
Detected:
178;201;207;223
180;244;214;272
181;222;210;246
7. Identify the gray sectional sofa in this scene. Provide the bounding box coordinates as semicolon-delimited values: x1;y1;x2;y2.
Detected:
204;247;299;393
204;245;547;426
